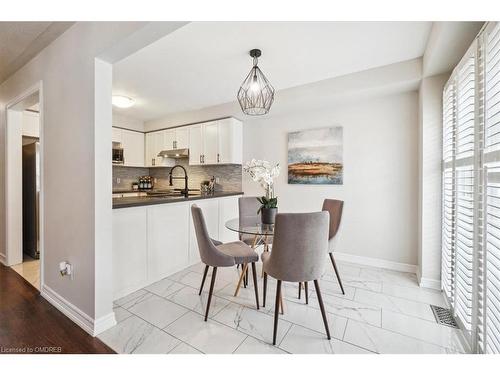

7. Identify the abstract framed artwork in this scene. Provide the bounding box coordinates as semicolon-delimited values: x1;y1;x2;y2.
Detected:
287;126;343;185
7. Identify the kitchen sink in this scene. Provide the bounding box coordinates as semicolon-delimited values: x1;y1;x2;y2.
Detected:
145;190;201;198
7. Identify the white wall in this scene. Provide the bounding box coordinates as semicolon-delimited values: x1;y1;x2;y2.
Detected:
418;73;449;288
0;22;184;334
112;112;144;132
242;92;419;266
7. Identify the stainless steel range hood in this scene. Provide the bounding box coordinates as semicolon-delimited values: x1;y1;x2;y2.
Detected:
157;148;189;159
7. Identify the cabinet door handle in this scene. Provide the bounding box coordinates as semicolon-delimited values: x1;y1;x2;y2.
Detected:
217;153;219;163
152;158;155;166
199;155;202;164
202;154;205;164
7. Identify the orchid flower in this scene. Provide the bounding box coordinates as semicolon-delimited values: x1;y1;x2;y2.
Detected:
243;159;280;199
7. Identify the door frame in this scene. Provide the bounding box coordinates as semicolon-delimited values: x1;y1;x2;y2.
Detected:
4;81;44;290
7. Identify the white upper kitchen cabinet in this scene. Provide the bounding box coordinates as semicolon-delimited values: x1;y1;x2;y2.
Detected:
112;127;122;143
203;121;219;164
188;118;242;166
145;132;155;167
175;127;189;149
164;129;175;151
121;129;145;167
145;130;175;167
218;118;242;164
188;124;203;165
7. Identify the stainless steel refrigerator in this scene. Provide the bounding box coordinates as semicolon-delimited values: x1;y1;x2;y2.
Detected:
22;141;40;259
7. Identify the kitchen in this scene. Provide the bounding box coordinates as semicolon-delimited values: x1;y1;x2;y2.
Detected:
111;114;244;300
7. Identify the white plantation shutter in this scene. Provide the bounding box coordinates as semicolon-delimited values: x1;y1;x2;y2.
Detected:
454;47;477;333
475;33;486;353
442;83;456;304
485;166;500;353
483;22;500;354
442;22;500;353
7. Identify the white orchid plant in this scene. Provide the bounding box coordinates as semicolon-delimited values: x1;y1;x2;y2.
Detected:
243;159;280;212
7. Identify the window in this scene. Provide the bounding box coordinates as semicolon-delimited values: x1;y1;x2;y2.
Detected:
483;21;500;354
442;21;500;353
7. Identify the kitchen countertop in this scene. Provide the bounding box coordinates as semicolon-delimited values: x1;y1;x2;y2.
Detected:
113;191;244;209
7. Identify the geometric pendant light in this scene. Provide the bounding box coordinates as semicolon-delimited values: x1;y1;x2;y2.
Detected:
237;49;275;115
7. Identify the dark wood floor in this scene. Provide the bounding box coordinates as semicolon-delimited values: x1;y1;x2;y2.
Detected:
0;263;114;354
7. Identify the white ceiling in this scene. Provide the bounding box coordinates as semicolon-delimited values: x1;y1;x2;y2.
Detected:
113;22;432;121
0;22;73;84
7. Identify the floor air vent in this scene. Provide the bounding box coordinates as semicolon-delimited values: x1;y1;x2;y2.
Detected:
430;305;459;328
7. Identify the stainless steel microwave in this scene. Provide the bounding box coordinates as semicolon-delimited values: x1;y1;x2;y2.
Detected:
112;143;124;164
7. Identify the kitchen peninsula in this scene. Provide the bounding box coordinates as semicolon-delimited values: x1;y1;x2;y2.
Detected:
111;116;244;301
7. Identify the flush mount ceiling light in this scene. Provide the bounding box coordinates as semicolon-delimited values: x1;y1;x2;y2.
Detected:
237;49;275;116
112;95;135;108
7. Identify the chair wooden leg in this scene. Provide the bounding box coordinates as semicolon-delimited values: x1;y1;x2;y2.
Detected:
304;281;309;304
199;265;209;295
329;252;345;295
298;282;302;299
205;267;217;321
313;279;331;339
251;262;260;310
234;263;248;296
263;272;267;307
273;280;282;345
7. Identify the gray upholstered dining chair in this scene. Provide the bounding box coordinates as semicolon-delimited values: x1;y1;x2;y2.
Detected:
298;199;345;301
239;196;262;246
262;211;331;345
191;204;260;321
237;196;273;288
322;199;345;295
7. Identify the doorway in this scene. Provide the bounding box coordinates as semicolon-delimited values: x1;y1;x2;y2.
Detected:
5;84;43;291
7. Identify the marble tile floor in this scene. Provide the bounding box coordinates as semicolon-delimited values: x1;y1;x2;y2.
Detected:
100;260;468;354
10;254;40;290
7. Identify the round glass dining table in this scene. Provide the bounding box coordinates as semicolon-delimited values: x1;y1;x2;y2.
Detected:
225;218;275;238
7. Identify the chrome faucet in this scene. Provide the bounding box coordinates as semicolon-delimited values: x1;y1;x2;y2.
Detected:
169;165;189;197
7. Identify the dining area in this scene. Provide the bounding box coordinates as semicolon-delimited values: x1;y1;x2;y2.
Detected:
100;158;461;354
192;195;345;345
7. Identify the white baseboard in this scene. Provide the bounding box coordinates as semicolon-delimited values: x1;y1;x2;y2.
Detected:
416;269;442;290
334;252;418;274
94;312;117;336
41;284;116;337
418;277;441;290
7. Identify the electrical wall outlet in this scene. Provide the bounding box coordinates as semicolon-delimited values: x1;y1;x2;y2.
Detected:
215;177;220;184
116;177;121;184
59;261;73;280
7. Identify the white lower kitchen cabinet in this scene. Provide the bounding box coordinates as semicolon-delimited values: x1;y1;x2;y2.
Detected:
113;207;148;299
112;195;241;300
148;203;189;281
218;196;240;243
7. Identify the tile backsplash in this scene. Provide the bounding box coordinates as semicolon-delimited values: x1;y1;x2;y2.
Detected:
112;166;149;190
113;159;242;192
